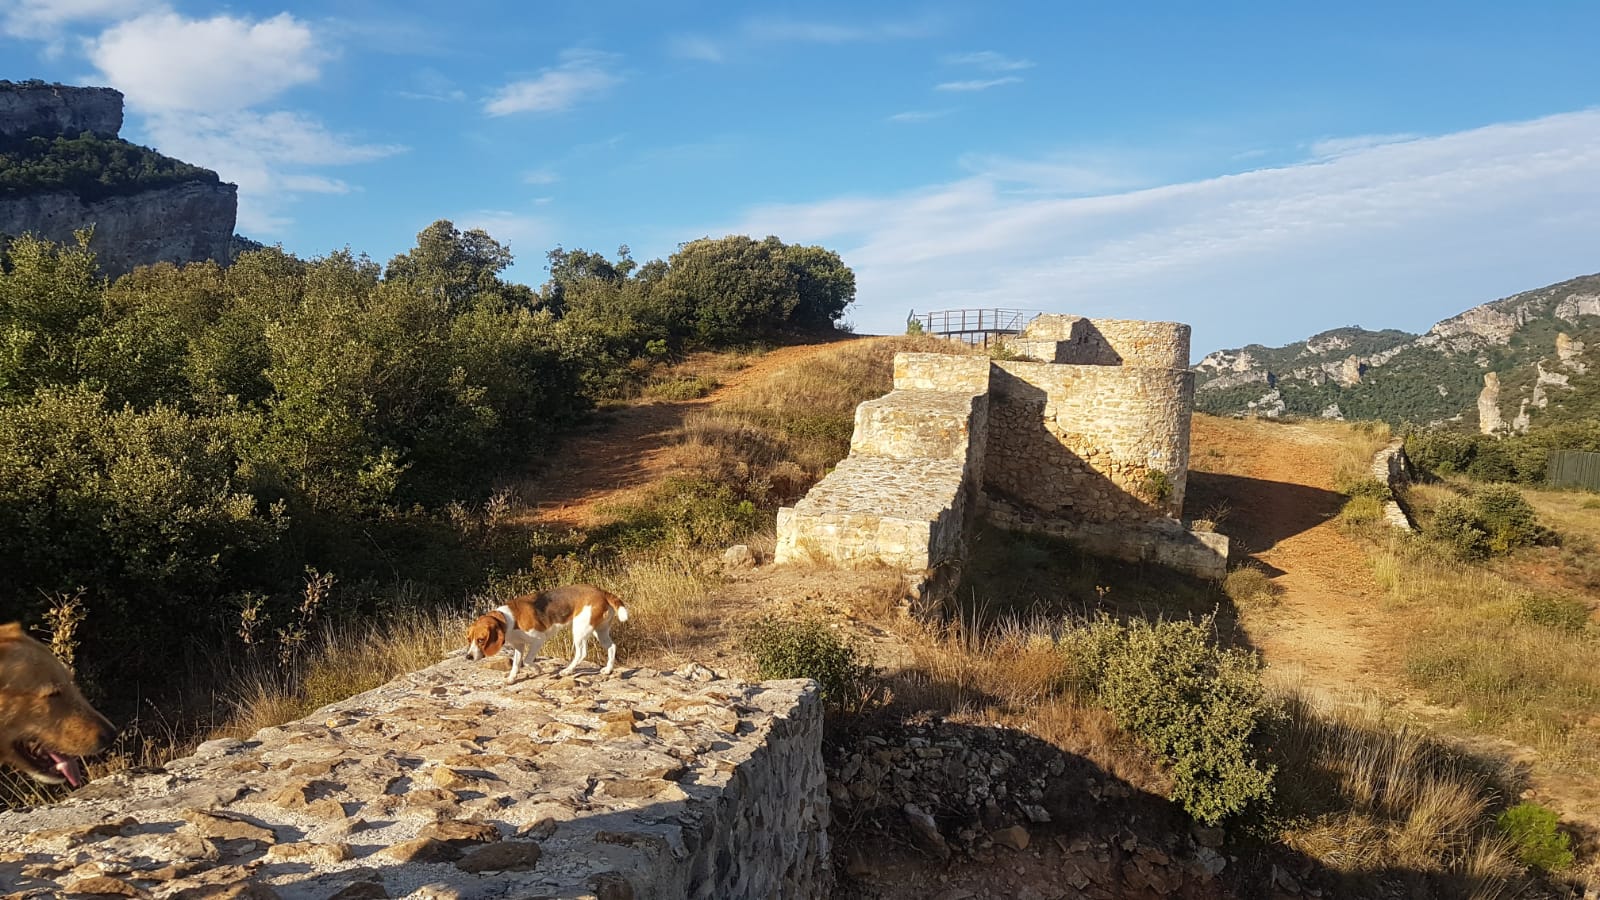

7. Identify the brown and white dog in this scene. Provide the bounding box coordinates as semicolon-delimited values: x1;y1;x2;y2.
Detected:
0;622;116;788
465;584;630;683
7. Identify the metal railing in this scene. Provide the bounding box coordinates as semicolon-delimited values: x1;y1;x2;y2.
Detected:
908;308;1041;346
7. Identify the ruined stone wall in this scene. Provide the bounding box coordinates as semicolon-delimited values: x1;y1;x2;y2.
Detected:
0;83;123;138
1006;315;1191;369
0;660;831;900
777;318;1226;583
985;361;1193;522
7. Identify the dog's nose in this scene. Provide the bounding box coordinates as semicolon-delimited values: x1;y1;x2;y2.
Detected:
95;716;118;752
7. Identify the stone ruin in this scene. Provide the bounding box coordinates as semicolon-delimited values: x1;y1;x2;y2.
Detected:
0;660;829;899
775;314;1228;592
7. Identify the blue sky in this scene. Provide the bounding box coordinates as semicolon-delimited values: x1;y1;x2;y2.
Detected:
4;1;1600;355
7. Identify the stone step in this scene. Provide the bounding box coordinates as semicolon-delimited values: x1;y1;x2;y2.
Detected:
850;390;985;462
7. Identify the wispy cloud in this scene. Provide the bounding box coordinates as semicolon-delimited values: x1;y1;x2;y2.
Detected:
1309;132;1420;159
395;67;466;103
451;210;558;268
887;109;953;124
942;50;1033;71
730;111;1600;352
142;110;403;232
484;49;622;116
670;13;939;62
667;34;724;62
936;76;1022;92
81;8;401;234
0;0;140;50
522;168;561;185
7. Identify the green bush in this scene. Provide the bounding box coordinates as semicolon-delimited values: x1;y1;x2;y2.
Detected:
1067;615;1277;824
1515;593;1589;632
1426;485;1543;560
747;616;870;703
1496;801;1574;873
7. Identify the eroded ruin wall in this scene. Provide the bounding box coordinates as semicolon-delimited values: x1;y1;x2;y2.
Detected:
0;660;831;900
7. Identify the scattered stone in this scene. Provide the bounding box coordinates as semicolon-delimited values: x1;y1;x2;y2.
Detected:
455;841;542;873
991;825;1030;851
520;817;559;840
325;883;388;900
673;663;720;682
377;837;460;863
182;811;275;845
902;803;949;860
722;544;757;570
62;875;146;897
419;820;500;848
263;841;352;864
1191;824;1225;849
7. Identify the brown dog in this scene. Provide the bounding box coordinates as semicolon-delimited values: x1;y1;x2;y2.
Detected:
0;623;116;787
465;584;630;683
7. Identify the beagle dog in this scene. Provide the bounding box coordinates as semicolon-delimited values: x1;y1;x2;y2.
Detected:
465;584;630;682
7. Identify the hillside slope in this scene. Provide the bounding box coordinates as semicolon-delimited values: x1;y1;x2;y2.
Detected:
1195;272;1600;430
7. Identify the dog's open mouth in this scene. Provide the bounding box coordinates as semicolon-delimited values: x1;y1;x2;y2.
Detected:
13;739;86;787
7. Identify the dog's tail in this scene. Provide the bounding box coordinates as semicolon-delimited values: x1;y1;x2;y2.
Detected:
604;590;630;623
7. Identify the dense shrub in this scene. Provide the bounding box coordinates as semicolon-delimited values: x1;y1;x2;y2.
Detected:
1427;485;1543;559
1066;615;1277;824
0;132;218;201
747;616;870;704
1496;801;1574;873
1407;422;1600;485
0;224;855;701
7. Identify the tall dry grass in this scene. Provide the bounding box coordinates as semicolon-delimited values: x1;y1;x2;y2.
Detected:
1271;686;1525;898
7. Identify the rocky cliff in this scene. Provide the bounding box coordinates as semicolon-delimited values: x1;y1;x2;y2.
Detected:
0;81;122;138
0;81;237;277
1194;273;1600;430
0;181;238;276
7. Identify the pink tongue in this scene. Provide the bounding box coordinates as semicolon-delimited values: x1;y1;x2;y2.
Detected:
48;752;84;788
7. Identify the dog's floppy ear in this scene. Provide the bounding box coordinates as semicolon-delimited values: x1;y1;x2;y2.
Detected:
0;622;24;642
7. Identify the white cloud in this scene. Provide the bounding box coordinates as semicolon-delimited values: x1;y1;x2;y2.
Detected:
667;34;724;62
887;109;953;123
943;50;1033;71
936;76;1022;92
85;9;326;113
730;110;1600;354
0;0;141;40
451;210;557;271
142;110;403;233
522;168;561;185
485;49;621;117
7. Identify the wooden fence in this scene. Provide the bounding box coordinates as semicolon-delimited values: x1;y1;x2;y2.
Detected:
1547;450;1600;491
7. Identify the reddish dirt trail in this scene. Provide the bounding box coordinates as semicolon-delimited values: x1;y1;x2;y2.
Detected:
511;340;856;529
1187;417;1397;699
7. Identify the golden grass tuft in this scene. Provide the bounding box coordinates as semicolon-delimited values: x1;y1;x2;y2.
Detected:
1272;686;1523;895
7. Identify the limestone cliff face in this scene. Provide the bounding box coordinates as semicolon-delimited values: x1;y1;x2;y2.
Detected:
0;181;237;278
0;83;122;137
1;81;238;276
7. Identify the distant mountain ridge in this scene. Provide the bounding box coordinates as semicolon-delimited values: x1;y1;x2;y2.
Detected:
1194;272;1600;431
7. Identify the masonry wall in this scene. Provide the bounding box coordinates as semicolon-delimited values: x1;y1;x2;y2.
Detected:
985;361;1194;522
1006;316;1192;369
0;661;831;900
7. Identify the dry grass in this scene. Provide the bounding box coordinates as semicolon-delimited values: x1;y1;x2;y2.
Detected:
214;607;469;738
1272;686;1525;897
1364;530;1600;762
1223;565;1282;608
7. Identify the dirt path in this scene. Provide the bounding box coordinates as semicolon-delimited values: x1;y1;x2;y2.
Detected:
512;340;854;529
1187;417;1397;699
